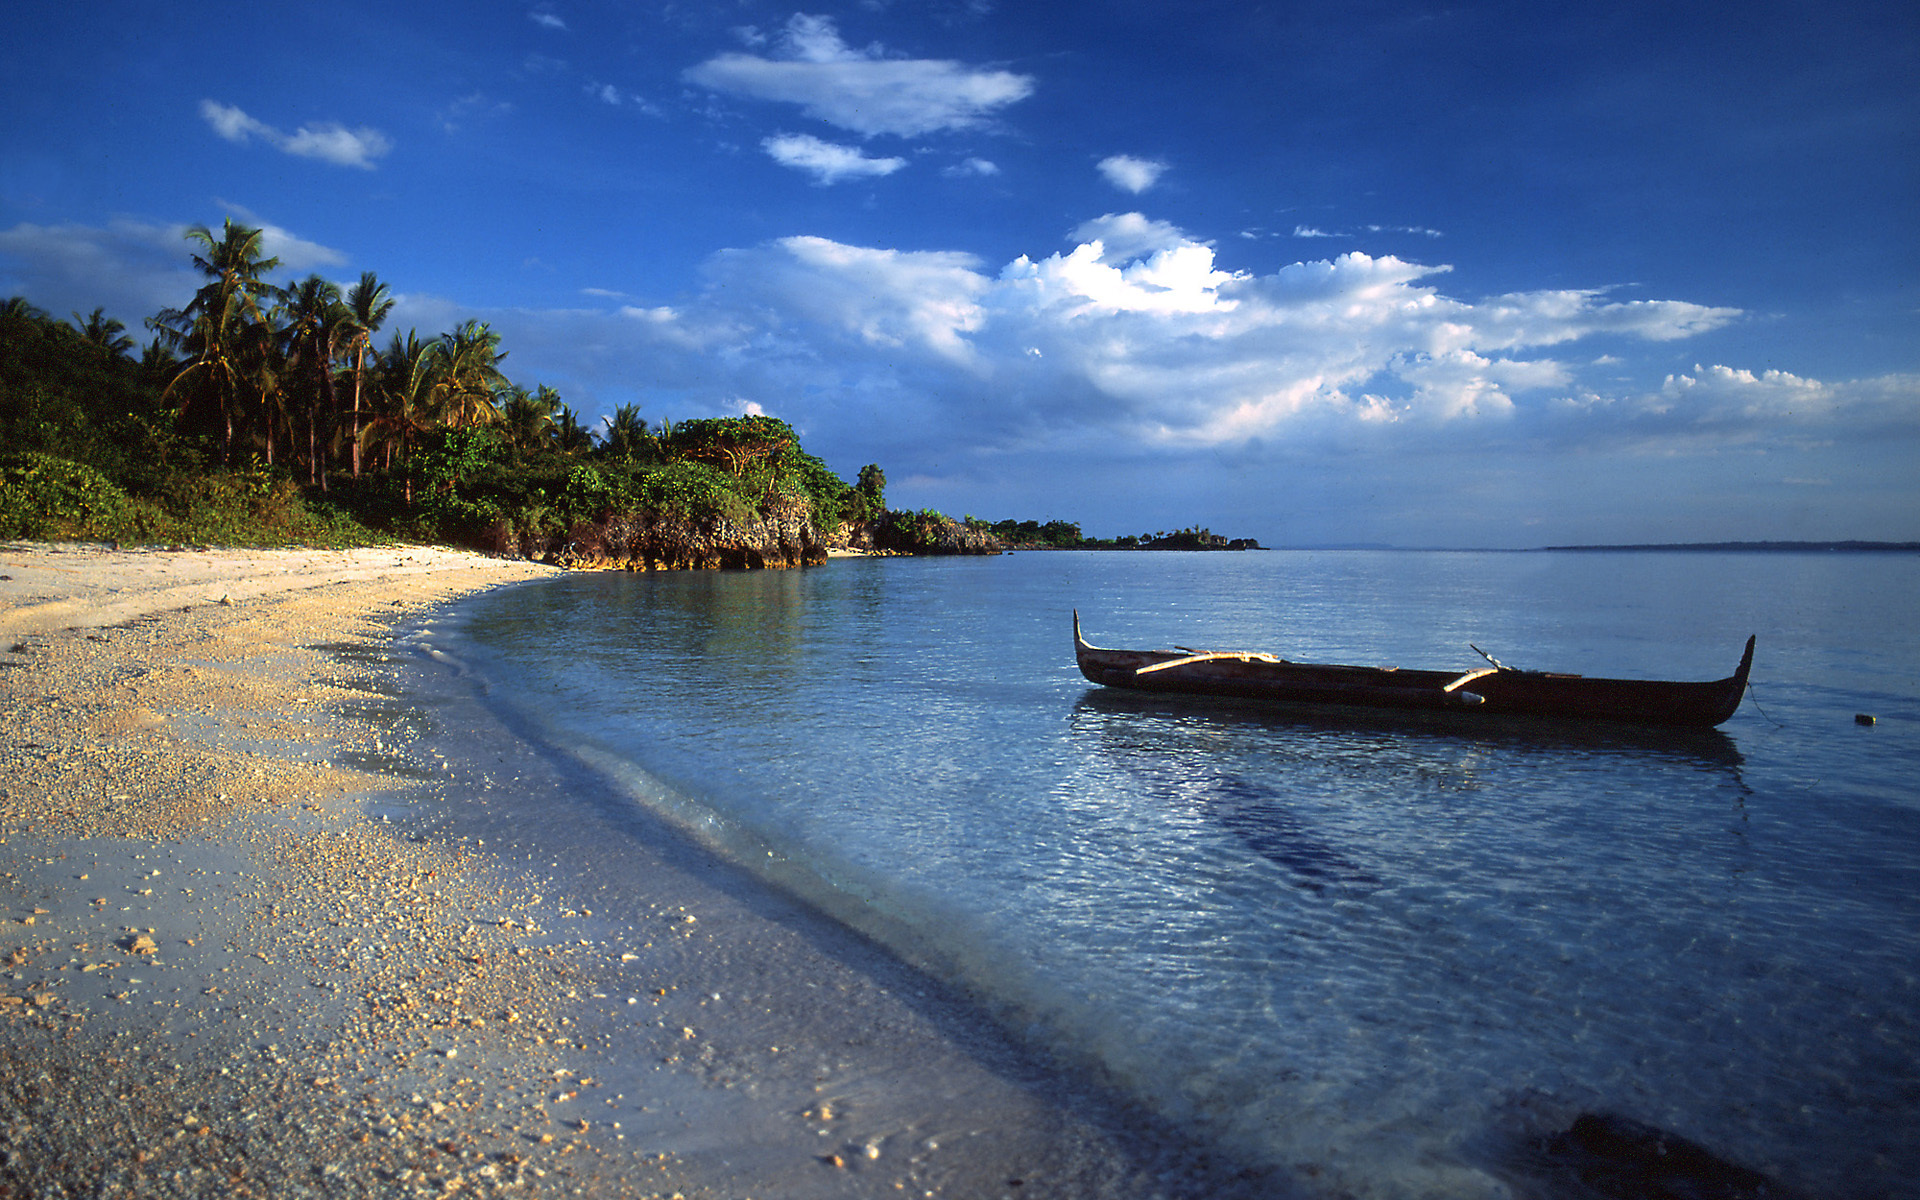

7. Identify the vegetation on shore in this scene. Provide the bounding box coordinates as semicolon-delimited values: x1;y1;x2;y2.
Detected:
1;220;883;563
964;518;1262;552
2;218;1265;562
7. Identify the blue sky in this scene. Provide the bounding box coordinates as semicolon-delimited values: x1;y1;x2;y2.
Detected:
3;0;1915;546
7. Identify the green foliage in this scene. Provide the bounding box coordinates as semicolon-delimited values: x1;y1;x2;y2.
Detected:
597;403;652;462
413;425;502;491
0;452;378;547
879;507;950;551
776;447;861;532
632;461;757;527
666;415;796;476
7;225;886;560
985;517;1084;547
1;307;178;480
562;463;615;511
855;463;885;506
0;453;134;539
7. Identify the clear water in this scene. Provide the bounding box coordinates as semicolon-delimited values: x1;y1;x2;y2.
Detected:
436;550;1920;1198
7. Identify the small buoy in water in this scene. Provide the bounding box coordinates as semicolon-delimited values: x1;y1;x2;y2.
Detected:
1856;713;1877;726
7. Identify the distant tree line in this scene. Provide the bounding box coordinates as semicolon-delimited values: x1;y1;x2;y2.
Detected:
962;518;1262;551
0;219;885;551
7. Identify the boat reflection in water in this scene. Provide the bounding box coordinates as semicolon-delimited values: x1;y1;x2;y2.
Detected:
1067;684;1751;901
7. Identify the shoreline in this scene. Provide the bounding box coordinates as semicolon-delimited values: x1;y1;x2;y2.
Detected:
0;542;1264;1198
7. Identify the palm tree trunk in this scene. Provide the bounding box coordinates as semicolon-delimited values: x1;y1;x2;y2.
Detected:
351;344;365;477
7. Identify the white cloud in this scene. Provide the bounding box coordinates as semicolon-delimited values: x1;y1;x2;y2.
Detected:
943;157;1001;178
706;235;989;362
1467;290;1740;349
593;221;1798;459
530;8;566;30
763;133;907;183
0;219;197;325
1292;225;1344;239
1648;364;1919;442
685;13;1034;137
199;100;392;169
1069;213;1190;263
1097;155;1166;194
16;211;1910;544
0;214;347;323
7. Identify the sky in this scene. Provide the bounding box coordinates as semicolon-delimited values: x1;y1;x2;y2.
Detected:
2;0;1915;547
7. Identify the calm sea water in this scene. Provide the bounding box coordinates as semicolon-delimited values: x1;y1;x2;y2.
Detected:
436;550;1920;1198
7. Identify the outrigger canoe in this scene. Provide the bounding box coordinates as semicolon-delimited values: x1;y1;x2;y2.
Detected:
1073;612;1755;728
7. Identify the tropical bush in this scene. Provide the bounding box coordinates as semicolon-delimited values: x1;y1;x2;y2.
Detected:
0;219;880;557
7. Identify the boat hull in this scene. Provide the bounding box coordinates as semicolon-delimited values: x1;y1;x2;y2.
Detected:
1073;614;1754;728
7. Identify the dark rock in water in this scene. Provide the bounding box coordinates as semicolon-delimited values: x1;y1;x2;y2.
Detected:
1544;1112;1785;1200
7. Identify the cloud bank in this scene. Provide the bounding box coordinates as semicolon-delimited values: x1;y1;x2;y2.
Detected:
629;218;1758;459
7;212;1911;541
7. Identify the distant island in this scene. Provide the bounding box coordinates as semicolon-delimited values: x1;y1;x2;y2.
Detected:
974;519;1262;552
1544;541;1920;553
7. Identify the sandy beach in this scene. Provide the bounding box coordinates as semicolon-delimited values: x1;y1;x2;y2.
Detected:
0;542;1253;1200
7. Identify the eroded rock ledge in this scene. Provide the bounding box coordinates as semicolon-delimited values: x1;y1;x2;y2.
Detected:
471;495;830;570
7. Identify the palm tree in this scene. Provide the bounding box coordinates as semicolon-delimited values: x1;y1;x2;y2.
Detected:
342;272;394;477
1;296;48;321
598;403;649;461
276;275;350;488
500;383;561;455
430;320;508;428
70;307;136;357
138;337;182;391
363;330;440;502
149;220;281;462
552;406;594;456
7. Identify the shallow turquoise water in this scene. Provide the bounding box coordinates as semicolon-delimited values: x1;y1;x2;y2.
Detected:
439;550;1920;1197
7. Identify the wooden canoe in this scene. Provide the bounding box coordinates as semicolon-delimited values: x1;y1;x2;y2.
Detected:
1073;612;1755;728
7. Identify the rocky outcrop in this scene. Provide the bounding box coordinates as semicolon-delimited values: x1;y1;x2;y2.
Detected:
857;511;1003;556
474;493;828;570
1541;1112;1788;1200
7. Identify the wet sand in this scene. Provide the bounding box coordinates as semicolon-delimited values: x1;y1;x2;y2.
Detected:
0;543;1269;1199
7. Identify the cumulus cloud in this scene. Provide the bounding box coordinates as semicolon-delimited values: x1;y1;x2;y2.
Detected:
1642;364;1920;445
604;220;1792;458
1069;213;1190;263
1097;155;1166;194
18;211;1909;541
199;100;392;169
763;134;907;183
685;13;1034;136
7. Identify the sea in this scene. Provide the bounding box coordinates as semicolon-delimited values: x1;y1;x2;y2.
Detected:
394;549;1919;1198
